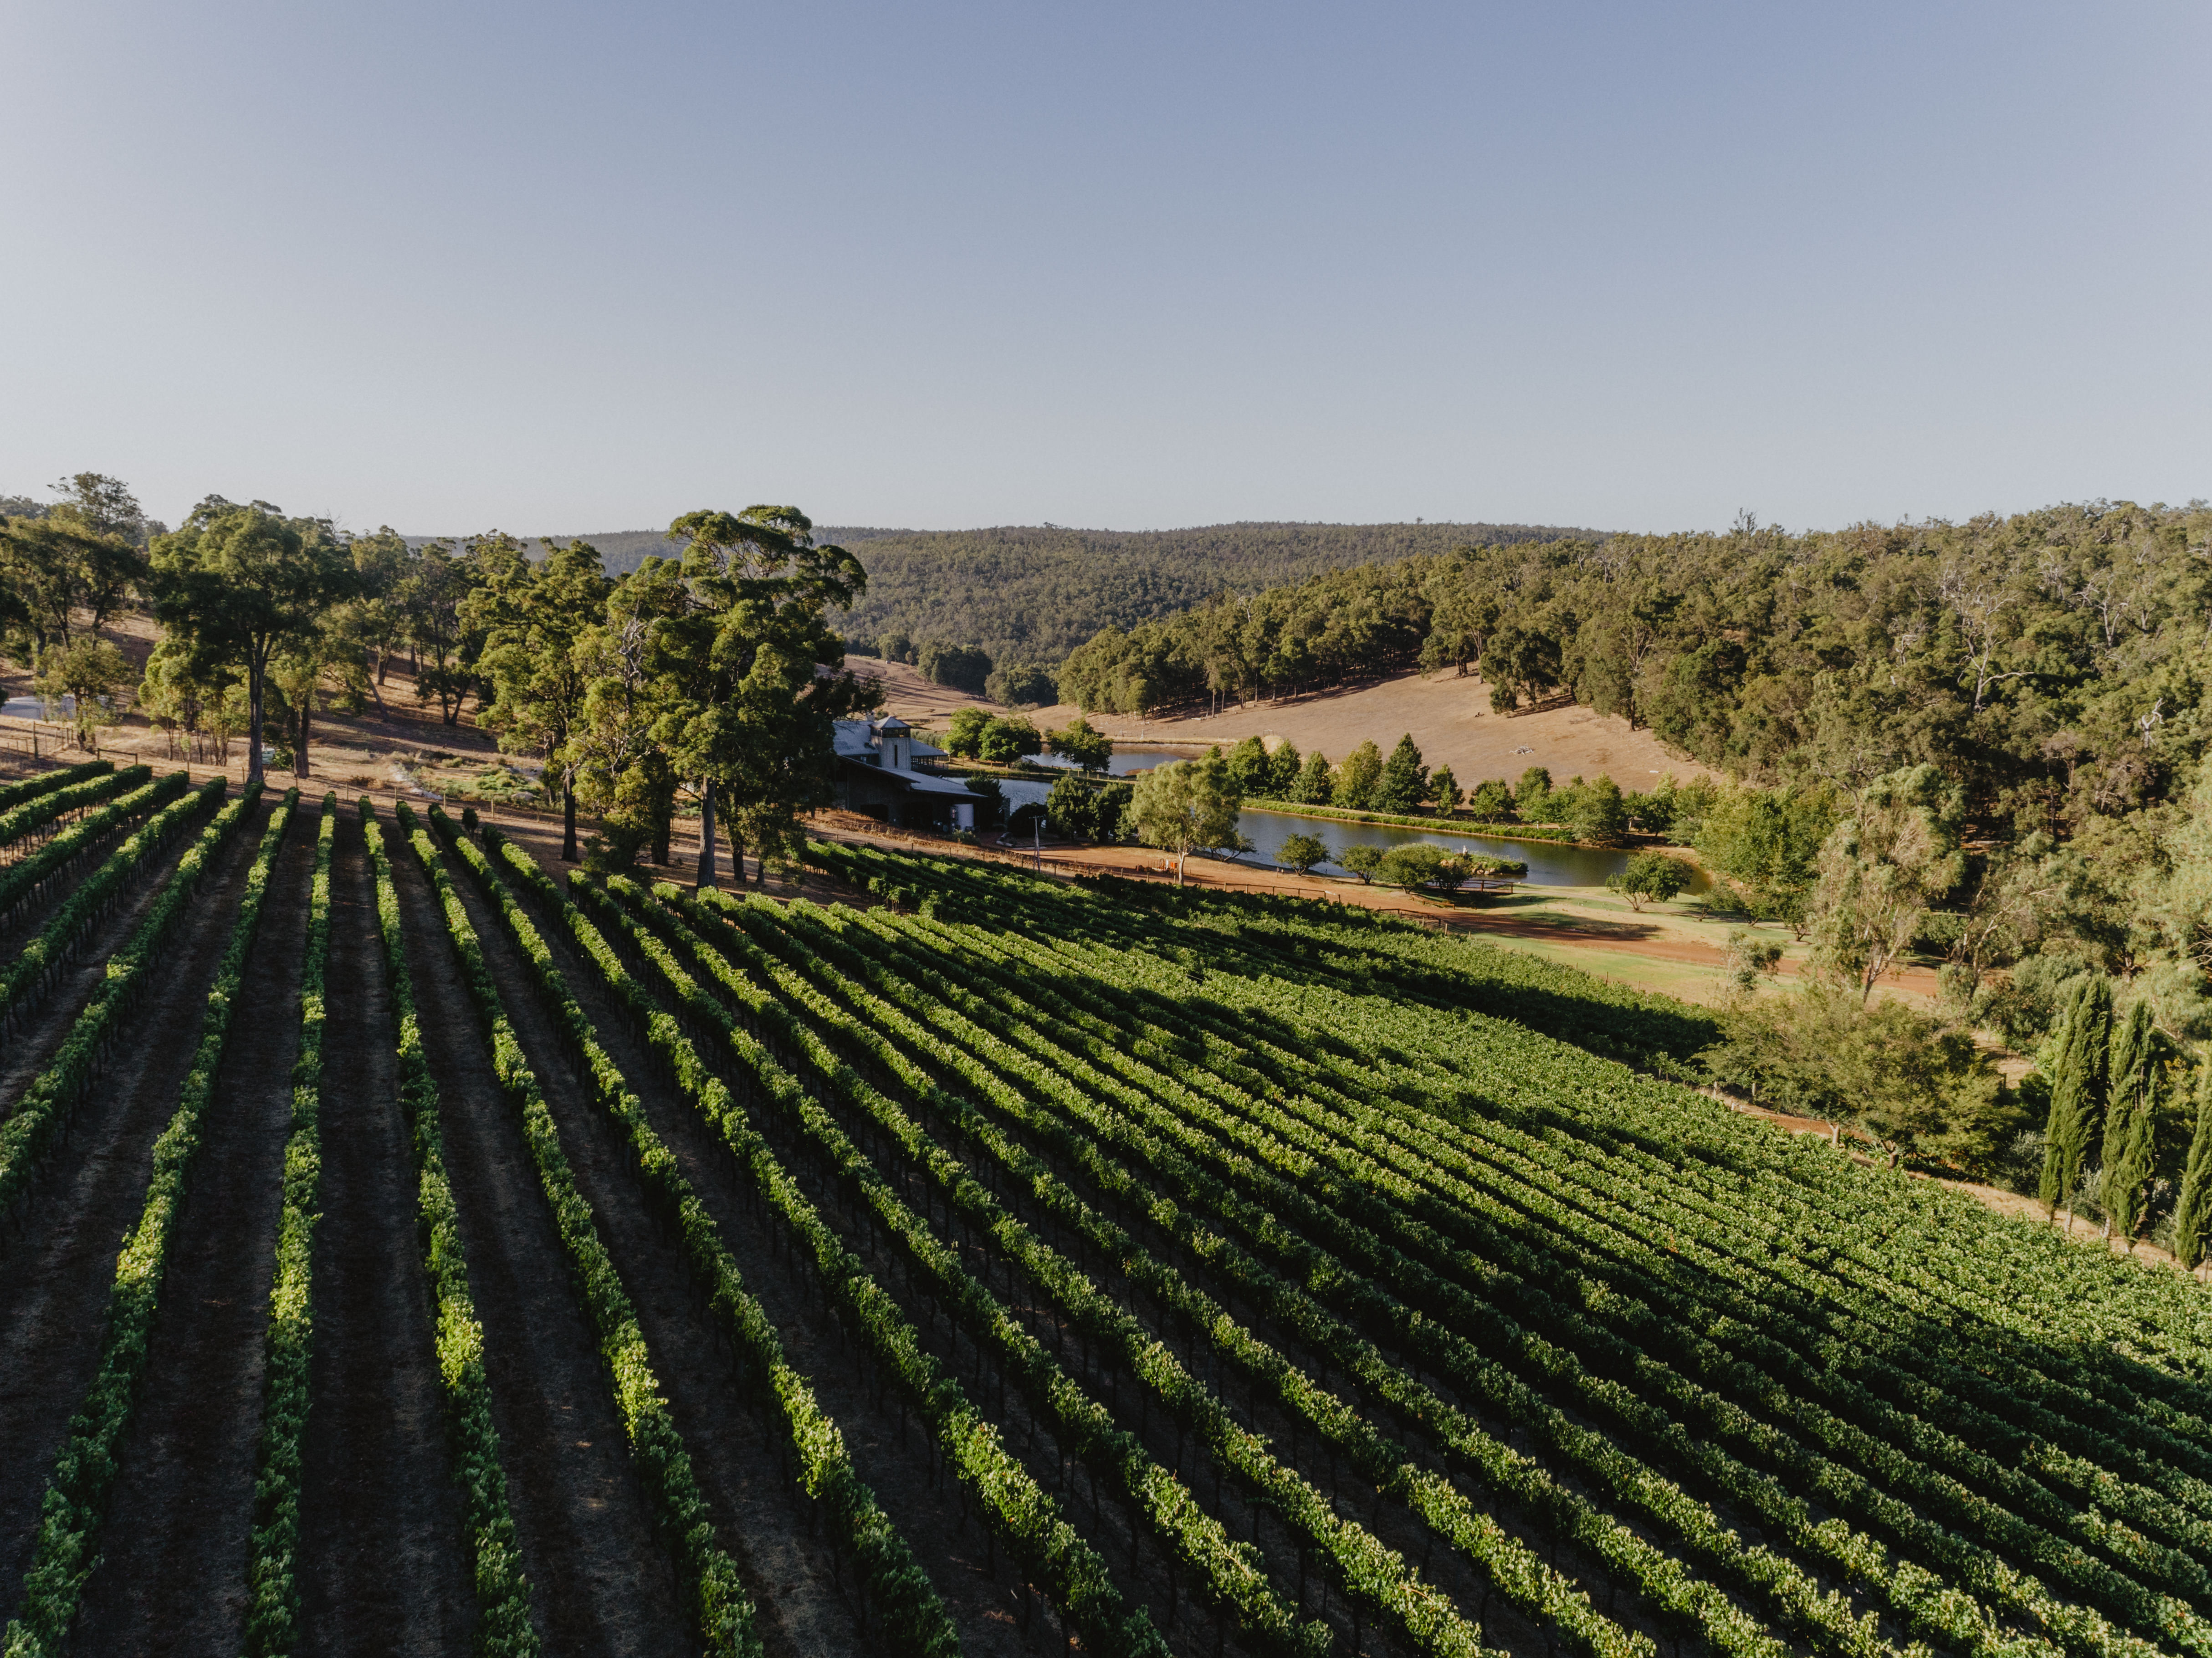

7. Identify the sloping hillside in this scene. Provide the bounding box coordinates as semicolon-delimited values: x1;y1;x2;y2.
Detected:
1030;667;1712;793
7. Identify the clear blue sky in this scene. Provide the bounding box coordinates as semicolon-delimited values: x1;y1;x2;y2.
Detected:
4;2;2205;537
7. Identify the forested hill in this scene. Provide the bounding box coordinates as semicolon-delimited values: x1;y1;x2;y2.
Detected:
456;521;1601;665
817;522;1600;664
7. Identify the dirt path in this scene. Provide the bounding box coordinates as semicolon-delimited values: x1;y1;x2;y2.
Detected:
0;800;267;1614
72;809;316;1654
389;837;687;1658
0;808;214;1116
445;852;866;1658
297;814;473;1656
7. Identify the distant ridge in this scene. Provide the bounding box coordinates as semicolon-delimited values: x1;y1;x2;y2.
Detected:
409;520;1603;665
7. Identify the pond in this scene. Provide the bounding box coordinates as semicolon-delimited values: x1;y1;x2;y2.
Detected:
987;778;1702;890
1024;744;1192;777
1234;805;1700;889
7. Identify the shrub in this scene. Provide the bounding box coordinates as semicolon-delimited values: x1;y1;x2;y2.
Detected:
944;707;993;758
1568;776;1629;845
1045;775;1133;843
1429;764;1462;814
1607;849;1691;910
1375;843;1449;890
1516;766;1553;820
1338;844;1382;883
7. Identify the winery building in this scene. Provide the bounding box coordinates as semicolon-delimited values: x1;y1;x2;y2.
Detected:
833;717;983;830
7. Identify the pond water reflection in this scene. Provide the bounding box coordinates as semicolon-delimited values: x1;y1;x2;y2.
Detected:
989;771;1702;890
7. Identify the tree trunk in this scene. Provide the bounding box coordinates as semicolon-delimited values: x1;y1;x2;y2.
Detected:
652;807;671;867
697;779;719;890
294;698;311;779
1175;849;1187;887
561;780;578;863
246;666;266;786
730;829;748;888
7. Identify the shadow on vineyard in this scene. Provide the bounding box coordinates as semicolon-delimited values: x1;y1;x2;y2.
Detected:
4;772;2212;1658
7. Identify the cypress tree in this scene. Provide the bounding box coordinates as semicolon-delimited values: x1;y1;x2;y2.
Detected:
2036;981;2085;1214
2103;1000;2154;1172
1371;734;1429;815
2038;975;2113;1222
2174;1061;2212;1272
2102;1002;2161;1246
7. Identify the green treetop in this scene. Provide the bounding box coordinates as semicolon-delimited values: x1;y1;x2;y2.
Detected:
149;498;357;786
2173;1061;2212;1271
1045;715;1113;772
2038;975;2115;1218
1332;740;1383;810
1289;750;1332;804
1127;752;1243;886
1371;734;1428;815
652;506;874;889
472;539;612;861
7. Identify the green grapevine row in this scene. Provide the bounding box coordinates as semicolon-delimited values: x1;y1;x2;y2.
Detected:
0;777;251;1218
973;903;2212;1610
970;911;2212;1641
656;879;1696;1658
536;868;1168;1658
698;883;1874;1658
0;776;226;1034
359;804;539;1656
724;888;1902;1658
242;793;337;1656
0;769;186;928
0;764;145;853
820;890;2107;1658
0;762;113;818
820;843;2208;1656
586;875;1491;1658
397;804;760;1657
1;784;286;1658
442;818;960;1658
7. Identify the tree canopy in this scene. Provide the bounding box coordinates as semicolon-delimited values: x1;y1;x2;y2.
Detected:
148;498;357;784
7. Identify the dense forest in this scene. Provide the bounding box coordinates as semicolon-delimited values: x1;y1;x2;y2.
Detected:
1060;503;2212;822
476;521;1600;667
